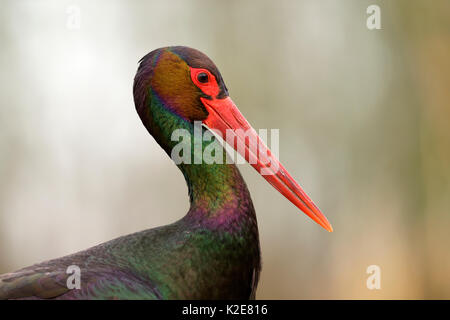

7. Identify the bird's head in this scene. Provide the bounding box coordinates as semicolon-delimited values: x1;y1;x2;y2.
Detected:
133;46;332;232
134;46;229;123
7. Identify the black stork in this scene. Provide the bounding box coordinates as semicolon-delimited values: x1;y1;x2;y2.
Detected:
0;46;332;299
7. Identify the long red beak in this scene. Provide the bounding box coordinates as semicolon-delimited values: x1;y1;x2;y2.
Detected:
202;96;333;232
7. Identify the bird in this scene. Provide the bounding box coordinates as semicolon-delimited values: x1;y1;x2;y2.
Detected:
0;46;332;300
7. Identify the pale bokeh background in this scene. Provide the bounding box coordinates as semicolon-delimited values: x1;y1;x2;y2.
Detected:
1;0;449;299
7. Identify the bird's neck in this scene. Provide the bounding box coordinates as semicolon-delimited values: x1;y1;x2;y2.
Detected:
139;94;256;229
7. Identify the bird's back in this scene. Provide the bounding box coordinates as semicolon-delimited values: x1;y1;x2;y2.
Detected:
0;215;260;300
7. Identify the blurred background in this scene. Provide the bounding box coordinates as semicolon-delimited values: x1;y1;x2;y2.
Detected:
0;0;449;299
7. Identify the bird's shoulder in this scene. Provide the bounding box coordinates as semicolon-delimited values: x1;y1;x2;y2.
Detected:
0;225;181;300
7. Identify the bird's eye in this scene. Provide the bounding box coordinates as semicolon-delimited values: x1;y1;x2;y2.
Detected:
197;72;209;83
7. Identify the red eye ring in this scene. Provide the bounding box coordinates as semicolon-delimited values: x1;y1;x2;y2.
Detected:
190;67;220;98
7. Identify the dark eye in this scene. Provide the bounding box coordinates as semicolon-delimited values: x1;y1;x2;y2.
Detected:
197;72;209;83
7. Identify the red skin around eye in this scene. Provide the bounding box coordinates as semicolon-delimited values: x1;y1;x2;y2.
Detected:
190;67;220;98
